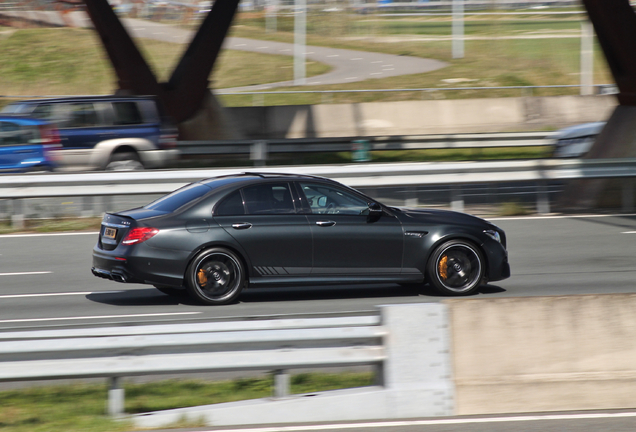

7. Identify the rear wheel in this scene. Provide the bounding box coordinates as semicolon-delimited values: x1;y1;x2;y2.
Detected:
426;240;484;296
185;248;245;305
105;151;144;171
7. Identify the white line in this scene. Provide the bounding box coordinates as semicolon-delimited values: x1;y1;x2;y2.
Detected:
327;54;339;57
0;271;52;277
622;231;636;234
0;312;201;324
370;72;383;75
0;232;98;238
195;412;636;432
489;213;636;222
0;291;123;299
309;82;322;84
351;57;363;60
235;43;246;46
346;77;358;80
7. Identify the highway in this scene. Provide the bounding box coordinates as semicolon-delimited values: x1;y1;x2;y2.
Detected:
1;213;635;332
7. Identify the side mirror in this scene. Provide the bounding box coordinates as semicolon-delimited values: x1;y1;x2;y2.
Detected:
367;202;382;223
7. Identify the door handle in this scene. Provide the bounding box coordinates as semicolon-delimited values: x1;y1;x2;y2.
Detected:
316;221;336;227
232;222;252;230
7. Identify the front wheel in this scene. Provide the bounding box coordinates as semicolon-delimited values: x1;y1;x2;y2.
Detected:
185;248;245;305
426;240;485;296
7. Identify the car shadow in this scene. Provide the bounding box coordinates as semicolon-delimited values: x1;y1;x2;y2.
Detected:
86;288;200;307
86;283;506;307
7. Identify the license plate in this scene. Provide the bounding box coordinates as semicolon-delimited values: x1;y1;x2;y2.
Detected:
104;227;117;239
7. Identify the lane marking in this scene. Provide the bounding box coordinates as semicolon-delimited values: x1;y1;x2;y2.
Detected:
194;411;636;432
0;232;98;238
371;60;383;63
346;77;358;80
0;291;123;299
351;57;363;60
489;213;636;222
327;54;339;57
0;312;201;324
0;271;52;276
622;231;636;234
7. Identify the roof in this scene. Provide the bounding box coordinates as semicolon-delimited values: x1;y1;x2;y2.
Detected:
7;95;158;105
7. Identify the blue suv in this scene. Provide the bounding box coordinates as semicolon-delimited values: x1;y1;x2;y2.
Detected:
2;96;178;171
0;115;61;173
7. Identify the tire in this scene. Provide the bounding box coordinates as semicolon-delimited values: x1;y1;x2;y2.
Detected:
154;285;187;297
105;152;144;171
426;239;485;296
185;248;245;305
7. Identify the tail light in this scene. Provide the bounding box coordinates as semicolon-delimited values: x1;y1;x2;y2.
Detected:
39;124;62;162
158;130;177;150
122;227;160;245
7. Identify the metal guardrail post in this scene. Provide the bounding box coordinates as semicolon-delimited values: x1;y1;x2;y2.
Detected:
82;196;94;218
537;182;550;215
451;186;464;213
251;140;269;167
622;179;635;213
11;199;24;230
273;369;290;398
108;376;125;417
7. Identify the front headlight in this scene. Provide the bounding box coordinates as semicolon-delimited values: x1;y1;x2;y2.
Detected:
484;229;501;244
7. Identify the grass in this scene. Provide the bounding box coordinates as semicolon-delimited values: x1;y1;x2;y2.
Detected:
0;217;102;234
0;372;374;432
0;11;613;107
0;27;330;97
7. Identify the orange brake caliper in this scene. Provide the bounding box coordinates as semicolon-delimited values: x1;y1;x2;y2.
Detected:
197;269;208;287
438;255;448;280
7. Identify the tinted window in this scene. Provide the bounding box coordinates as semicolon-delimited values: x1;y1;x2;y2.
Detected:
145;183;210;212
243;183;295;215
0;121;35;146
215;190;245;216
68;103;98;128
299;182;369;215
31;104;55;120
113;102;143;125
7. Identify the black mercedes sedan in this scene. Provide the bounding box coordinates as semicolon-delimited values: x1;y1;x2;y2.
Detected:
92;173;509;305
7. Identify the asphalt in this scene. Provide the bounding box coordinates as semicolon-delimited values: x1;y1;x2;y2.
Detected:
1;214;636;331
120;18;449;91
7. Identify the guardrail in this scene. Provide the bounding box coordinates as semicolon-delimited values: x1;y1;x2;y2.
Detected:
0;304;453;426
1;158;636;227
0;315;385;417
177;131;554;165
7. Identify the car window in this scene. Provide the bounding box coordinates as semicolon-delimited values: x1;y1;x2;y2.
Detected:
144;183;210;212
31;104;55;120
113;102;143;125
299;182;369;215
242;183;296;215
68;103;98;128
0;121;35;146
215;190;245;216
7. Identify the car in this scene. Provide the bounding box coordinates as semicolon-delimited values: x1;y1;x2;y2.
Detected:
1;95;178;171
551;121;605;158
92;172;510;305
0;115;62;173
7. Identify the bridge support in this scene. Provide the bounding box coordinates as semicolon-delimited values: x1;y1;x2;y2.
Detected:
560;0;636;211
82;0;241;139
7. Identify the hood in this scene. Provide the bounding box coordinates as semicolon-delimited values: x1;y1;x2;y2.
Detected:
392;206;494;228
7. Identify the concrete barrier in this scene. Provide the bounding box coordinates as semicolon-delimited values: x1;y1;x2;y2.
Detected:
448;294;636;415
228;95;617;139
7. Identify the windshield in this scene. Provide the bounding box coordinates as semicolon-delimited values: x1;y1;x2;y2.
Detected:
0;104;29;114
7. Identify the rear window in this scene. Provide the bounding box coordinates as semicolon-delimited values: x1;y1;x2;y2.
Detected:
145;183;211;212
